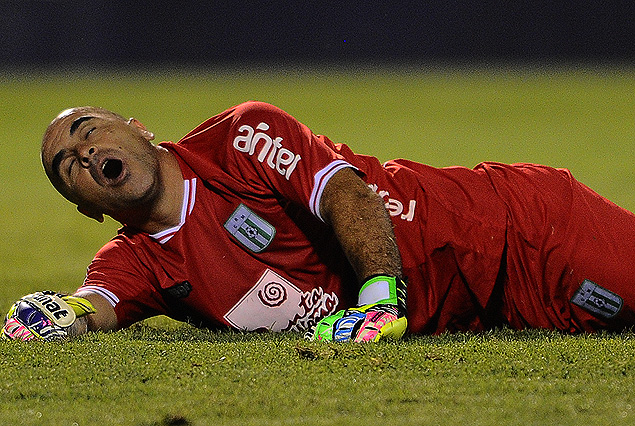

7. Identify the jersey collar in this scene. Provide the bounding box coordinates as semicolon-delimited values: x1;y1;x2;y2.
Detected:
149;177;197;244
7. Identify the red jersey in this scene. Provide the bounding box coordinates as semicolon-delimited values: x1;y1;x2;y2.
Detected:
81;101;635;334
79;101;508;333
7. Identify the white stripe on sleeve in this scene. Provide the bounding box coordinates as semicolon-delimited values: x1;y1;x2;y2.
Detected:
78;286;120;307
309;160;357;222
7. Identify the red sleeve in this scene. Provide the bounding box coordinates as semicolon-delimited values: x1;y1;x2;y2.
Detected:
79;237;168;329
167;101;358;221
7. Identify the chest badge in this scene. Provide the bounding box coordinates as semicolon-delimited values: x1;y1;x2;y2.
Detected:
224;204;275;252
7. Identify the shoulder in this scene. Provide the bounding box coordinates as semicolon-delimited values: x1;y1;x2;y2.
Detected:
91;229;148;264
87;231;161;293
230;101;297;124
233;101;287;115
173;101;294;144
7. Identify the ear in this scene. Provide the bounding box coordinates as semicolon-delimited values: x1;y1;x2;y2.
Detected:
77;205;105;223
127;117;155;141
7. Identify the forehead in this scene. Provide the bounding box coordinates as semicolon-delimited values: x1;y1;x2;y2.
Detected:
42;108;120;162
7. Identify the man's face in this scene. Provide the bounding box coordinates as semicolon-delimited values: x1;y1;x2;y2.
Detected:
41;107;162;221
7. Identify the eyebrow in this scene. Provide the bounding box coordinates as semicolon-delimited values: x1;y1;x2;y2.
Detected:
69;116;94;136
51;149;68;181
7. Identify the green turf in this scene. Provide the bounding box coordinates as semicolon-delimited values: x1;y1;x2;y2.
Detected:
0;65;634;425
2;324;635;426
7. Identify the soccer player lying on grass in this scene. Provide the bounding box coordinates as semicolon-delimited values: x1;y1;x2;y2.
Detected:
5;101;635;342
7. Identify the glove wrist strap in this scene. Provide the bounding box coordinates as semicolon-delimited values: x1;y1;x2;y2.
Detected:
357;275;398;305
62;295;97;317
358;275;407;315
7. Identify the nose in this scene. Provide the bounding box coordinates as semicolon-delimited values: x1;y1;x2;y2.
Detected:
79;146;97;168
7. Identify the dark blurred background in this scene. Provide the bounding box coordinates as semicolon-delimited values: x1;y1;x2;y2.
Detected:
1;1;633;69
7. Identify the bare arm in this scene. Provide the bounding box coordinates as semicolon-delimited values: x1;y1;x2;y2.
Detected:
319;167;403;283
70;291;118;335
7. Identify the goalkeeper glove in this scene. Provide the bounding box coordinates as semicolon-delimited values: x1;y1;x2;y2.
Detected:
308;275;407;343
2;291;96;341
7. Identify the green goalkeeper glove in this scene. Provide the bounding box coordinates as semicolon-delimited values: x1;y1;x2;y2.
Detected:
307;275;407;342
2;291;96;341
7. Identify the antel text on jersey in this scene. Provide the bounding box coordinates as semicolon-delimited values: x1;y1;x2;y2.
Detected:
233;122;301;180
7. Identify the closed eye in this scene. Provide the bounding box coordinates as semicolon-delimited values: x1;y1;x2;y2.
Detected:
85;127;96;139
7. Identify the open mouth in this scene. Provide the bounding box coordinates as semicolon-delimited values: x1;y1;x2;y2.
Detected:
93;157;127;186
102;159;123;181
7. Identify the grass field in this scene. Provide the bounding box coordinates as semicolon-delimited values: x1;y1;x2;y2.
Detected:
1;65;634;425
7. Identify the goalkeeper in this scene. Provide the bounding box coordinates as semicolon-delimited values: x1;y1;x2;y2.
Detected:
7;101;635;342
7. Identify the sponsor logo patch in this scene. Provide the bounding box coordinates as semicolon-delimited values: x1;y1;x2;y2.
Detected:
571;279;623;320
224;204;275;253
224;269;339;332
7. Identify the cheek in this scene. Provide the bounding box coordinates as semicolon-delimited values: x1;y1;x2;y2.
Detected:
70;172;101;201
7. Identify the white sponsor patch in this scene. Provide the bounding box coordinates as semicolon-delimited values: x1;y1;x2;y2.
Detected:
224;269;339;332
